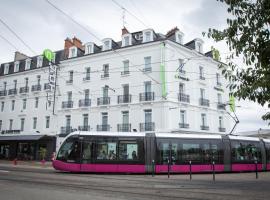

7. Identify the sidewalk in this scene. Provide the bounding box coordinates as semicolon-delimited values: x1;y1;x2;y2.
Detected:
0;160;53;169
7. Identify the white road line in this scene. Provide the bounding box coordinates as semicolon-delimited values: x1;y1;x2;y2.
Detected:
0;170;10;173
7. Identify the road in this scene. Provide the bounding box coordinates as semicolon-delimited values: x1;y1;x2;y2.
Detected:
0;165;270;200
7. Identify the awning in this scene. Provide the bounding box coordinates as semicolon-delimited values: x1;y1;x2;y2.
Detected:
0;135;55;141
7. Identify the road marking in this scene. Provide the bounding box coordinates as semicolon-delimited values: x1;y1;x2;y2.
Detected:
0;170;10;173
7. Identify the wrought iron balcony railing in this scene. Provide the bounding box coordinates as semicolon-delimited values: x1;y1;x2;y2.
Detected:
117;124;131;132
97;97;110;105
201;125;209;131
199;98;210;107
31;84;41;92
78;99;91;107
96;124;110;131
19;86;29;94
140;122;155;132
139;92;155;101
62;101;73;109
178;93;190;103
179;123;189;128
118;95;132;104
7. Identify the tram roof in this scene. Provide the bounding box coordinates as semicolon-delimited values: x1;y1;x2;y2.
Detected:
68;131;146;137
228;135;260;141
155;133;222;139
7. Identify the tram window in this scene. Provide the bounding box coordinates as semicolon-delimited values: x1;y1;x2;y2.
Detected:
181;143;201;163
57;140;81;163
82;142;92;163
171;143;178;164
231;140;261;163
96;142;117;160
265;143;270;163
119;141;139;160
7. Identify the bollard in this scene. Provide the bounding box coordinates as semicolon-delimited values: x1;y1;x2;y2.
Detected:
189;160;192;180
167;159;170;178
255;160;258;179
13;158;17;166
152;160;155;177
212;161;215;181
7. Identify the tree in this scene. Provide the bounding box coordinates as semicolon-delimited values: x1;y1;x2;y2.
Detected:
204;0;270;122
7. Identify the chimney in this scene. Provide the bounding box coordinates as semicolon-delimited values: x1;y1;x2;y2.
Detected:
14;51;29;61
72;37;83;50
122;27;129;36
166;26;179;37
64;37;73;58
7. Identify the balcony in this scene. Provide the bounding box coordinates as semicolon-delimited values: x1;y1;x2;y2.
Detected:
179;123;189;128
78;125;90;131
66;79;73;84
19;86;29;94
143;68;152;73
8;88;17;95
199;76;206;80
1;130;20;134
217;82;222;87
62;101;73;109
178;93;190;103
199;98;210;107
101;73;109;79
121;71;130;75
0;90;7;97
219;127;226;132
78;99;91;107
59;126;74;137
97;97;110;106
83;76;90;81
31;84;41;92
217;103;226;110
201;125;209;131
118;95;132;104
140;122;155;132
44;83;51;90
97;124;110;131
139;92;155;102
117;124;131;132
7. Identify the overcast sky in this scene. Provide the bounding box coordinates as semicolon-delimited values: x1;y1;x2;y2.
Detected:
0;0;269;133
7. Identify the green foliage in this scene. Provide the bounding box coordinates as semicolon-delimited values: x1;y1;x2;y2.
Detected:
39;147;47;160
206;0;270;123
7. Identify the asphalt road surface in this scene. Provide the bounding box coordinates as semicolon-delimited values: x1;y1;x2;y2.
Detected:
0;166;270;200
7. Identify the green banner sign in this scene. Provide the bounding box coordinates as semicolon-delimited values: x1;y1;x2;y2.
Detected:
229;95;235;112
43;49;55;62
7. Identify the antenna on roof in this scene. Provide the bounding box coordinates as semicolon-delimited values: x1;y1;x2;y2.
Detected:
122;7;126;28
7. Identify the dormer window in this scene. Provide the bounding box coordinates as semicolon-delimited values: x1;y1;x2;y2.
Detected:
14;61;20;72
195;39;204;53
37;56;43;68
143;29;154;43
175;31;184;44
25;59;31;70
102;39;112;51
69;47;77;58
85;43;94;55
4;64;9;75
122;34;131;47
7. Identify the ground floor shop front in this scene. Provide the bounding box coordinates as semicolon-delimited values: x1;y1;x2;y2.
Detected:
0;135;56;161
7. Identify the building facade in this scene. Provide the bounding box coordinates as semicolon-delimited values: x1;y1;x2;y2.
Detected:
0;27;232;160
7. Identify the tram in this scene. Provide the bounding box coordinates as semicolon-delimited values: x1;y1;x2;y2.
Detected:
52;131;270;173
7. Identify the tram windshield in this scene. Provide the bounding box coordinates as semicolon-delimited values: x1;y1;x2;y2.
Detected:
57;138;81;163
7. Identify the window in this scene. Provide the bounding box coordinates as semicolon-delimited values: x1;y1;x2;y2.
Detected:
22;99;27;110
67;91;72;101
9;119;13;130
201;113;207;126
216;73;221;86
85;67;91;80
37;75;41;85
0;120;2;131
144;81;151;93
69;47;77;58
180;110;186;124
96;141;117;160
145;109;152;124
219;116;223;128
11;100;15;111
144;31;151;42
217;93;222;104
179;59;185;74
102;112;108;125
3;82;7;91
14;61;20;72
83;114;88;126
103;86;108;97
199;66;204;79
33;117;37;129
176;33;183;44
122;111;129;124
46;116;50;128
144;56;151;72
25;77;29;87
4;64;9;74
123;60;129;74
65;115;71;127
37;56;43;68
68;71;73;83
103;40;111;51
85;43;93;54
57;139;81;163
122;35;130;46
35;97;39;108
14;80;17;89
200;88;205;99
179;83;184;94
119;141;139;160
20;118;25;131
1;102;4;112
25;59;31;70
102;64;109;78
197;42;202;53
84;89;90;100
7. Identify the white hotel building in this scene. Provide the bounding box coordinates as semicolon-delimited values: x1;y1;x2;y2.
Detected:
0;27;232;160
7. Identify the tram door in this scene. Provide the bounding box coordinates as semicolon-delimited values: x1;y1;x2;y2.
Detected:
160;141;178;172
145;133;156;173
80;139;94;172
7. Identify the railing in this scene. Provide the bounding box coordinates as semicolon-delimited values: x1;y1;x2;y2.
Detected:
83;76;90;81
8;88;17;95
31;84;41;92
59;126;74;137
179;123;189;128
143;67;152;73
78;125;90;131
199;76;206;80
217;103;226;110
201;125;209;130
219;127;226;132
178;93;190;103
66;79;73;84
217;82;222;86
97;97;110;105
199;98;210;107
101;73;109;78
139;92;155;101
62;101;73;109
96;124;110;131
1;130;20;134
118;95;132;104
19;86;29;94
117;124;131;132
0;90;7;97
78;99;91;107
44;83;51;90
140;122;155;131
121;71;130;75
